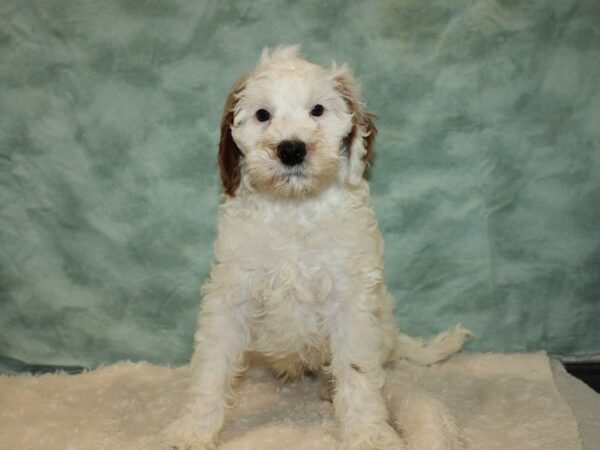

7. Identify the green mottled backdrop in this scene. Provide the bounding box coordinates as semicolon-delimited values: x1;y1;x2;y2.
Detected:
1;0;599;370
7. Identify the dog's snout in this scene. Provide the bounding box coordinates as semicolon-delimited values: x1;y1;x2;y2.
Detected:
277;140;306;166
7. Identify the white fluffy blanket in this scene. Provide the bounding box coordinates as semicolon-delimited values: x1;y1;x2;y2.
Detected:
0;353;589;449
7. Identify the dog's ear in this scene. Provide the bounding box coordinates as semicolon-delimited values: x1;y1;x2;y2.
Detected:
218;76;247;197
334;67;377;185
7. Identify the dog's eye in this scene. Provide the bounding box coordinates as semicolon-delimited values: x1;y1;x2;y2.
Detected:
310;104;324;117
255;109;271;122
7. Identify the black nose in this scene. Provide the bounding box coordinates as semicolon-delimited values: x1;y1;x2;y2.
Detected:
277;140;306;166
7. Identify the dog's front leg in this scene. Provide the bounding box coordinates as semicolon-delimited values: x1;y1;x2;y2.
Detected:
162;289;250;450
330;303;405;450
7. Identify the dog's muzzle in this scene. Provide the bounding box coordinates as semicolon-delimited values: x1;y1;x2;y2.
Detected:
277;140;306;166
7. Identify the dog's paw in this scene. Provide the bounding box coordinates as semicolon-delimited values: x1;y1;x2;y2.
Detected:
159;416;217;450
341;423;406;450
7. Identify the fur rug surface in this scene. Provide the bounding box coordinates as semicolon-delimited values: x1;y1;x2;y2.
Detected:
0;352;590;449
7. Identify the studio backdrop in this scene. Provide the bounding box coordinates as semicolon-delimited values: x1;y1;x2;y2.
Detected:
1;0;599;370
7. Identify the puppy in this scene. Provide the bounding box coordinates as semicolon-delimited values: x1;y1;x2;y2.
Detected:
164;46;471;450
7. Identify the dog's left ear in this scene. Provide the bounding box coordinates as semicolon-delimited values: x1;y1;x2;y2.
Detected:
334;66;377;185
218;76;247;197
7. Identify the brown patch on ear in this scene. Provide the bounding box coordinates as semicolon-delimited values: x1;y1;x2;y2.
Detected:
360;112;377;162
336;73;377;164
343;112;377;163
218;76;247;197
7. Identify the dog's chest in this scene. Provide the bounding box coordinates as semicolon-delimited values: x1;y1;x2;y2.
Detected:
215;190;380;357
246;223;340;353
250;266;331;357
230;212;355;355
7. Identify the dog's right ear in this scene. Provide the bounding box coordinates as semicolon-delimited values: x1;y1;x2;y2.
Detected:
218;76;247;197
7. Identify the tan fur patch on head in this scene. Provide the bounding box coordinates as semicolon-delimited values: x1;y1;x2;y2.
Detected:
350;363;364;373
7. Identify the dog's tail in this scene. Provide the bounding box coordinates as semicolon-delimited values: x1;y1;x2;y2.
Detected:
395;324;473;366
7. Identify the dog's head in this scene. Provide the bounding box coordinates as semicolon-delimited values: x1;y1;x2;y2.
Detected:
219;45;376;199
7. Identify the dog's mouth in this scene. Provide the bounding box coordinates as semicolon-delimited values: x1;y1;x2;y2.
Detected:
281;164;305;179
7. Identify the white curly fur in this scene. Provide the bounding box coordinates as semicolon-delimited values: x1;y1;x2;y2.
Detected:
162;46;472;450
